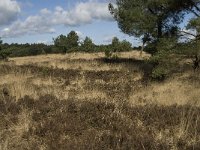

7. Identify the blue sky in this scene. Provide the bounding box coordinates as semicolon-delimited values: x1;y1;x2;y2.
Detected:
0;0;139;46
0;0;195;46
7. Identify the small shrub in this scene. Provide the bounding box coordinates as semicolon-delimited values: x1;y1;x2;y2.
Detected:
112;54;119;60
105;49;113;58
151;66;168;80
0;51;9;61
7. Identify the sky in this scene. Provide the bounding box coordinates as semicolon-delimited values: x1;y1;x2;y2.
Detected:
0;0;140;46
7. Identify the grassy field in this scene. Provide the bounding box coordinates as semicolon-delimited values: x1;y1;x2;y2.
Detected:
0;51;200;150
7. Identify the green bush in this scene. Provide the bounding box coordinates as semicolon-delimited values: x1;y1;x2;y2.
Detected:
111;37;132;52
151;66;168;80
119;40;132;52
105;49;113;58
149;52;175;81
80;37;95;52
112;54;119;59
0;50;10;60
144;41;158;55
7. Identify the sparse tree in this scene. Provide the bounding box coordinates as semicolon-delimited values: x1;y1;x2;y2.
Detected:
0;38;9;61
111;37;120;52
108;0;191;54
66;31;79;50
0;38;4;59
81;36;95;52
109;0;200;78
111;37;132;52
120;40;132;52
182;8;200;71
0;37;2;51
54;31;79;53
53;34;68;53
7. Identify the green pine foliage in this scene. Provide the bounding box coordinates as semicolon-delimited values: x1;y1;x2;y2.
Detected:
80;36;95;52
109;0;200;80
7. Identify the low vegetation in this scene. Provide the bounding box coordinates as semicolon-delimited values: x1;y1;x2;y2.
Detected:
0;52;200;149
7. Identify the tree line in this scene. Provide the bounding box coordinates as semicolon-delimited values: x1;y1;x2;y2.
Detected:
0;31;133;59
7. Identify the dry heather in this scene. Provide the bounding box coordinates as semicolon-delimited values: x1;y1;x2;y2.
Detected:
0;51;200;150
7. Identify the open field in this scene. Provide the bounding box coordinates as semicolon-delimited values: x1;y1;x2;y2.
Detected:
0;51;200;149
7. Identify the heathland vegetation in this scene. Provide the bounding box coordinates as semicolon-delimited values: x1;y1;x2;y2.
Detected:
0;51;200;149
0;0;200;149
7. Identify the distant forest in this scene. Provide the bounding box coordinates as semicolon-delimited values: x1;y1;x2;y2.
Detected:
0;31;136;59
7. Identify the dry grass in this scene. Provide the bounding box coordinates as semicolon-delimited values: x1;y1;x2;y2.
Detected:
9;51;150;65
129;78;200;106
0;51;200;149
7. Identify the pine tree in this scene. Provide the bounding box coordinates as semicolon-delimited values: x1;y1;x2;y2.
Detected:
109;0;193;54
